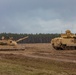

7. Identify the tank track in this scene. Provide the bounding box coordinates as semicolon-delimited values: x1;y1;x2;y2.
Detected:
53;45;76;50
0;45;25;51
0;48;25;51
61;45;76;50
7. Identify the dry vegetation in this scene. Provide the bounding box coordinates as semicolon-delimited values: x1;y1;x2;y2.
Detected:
0;43;76;75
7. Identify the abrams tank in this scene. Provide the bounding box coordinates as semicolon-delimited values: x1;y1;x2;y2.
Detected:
0;36;28;50
51;30;76;50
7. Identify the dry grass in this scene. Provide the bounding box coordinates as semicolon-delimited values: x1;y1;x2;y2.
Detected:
0;54;76;75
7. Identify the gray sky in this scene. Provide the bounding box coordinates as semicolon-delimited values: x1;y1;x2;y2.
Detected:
0;0;76;33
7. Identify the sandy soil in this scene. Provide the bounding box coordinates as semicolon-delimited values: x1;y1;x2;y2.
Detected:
0;43;76;63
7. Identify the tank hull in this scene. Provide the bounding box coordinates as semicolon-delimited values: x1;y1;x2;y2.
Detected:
0;45;25;51
51;30;76;50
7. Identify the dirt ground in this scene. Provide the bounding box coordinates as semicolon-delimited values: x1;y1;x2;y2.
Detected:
0;43;76;63
0;43;76;75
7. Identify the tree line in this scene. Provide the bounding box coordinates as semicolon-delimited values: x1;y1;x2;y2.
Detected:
0;33;60;43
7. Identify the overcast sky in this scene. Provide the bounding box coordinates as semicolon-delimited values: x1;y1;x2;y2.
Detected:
0;0;76;33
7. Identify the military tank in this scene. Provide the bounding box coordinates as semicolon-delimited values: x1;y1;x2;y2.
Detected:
51;30;76;50
0;36;28;50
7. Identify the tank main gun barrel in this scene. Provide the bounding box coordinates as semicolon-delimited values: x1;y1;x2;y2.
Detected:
16;36;28;43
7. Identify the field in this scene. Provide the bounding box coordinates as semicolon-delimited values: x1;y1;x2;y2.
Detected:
0;43;76;75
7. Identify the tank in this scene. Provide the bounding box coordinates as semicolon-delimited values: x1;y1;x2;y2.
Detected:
0;36;28;50
51;30;76;50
